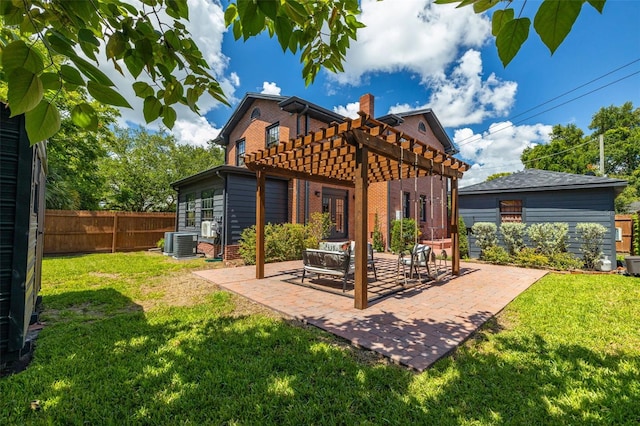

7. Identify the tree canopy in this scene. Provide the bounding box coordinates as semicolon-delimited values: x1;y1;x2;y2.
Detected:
1;0;607;144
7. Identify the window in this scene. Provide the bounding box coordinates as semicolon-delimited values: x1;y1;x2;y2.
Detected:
500;200;523;223
418;121;427;133
201;189;215;222
236;139;245;166
250;107;261;119
419;195;427;222
185;192;196;227
266;123;279;148
403;192;411;219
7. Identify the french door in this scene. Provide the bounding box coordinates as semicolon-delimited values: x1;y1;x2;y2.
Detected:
322;188;348;240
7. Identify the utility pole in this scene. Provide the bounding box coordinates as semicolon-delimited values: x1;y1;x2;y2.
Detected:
599;134;605;176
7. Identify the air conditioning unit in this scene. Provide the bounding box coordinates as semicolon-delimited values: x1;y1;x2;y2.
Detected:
173;233;198;259
163;231;178;255
201;221;219;238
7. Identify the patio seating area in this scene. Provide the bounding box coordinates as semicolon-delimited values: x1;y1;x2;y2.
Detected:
195;256;547;371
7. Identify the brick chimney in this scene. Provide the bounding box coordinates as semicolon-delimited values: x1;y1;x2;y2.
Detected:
359;93;374;116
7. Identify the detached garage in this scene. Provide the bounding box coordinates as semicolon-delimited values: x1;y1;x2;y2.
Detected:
459;169;627;261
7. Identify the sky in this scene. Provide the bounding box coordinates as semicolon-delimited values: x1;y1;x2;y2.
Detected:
110;0;640;187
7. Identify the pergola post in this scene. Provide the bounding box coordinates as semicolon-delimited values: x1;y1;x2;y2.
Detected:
354;143;369;310
256;170;266;279
451;176;460;275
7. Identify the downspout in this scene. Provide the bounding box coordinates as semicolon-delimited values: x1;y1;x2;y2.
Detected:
215;170;227;259
299;104;310;224
386;181;391;251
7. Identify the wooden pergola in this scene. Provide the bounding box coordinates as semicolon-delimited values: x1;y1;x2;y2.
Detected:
244;112;468;309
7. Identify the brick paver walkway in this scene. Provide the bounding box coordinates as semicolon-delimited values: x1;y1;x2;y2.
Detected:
194;256;547;371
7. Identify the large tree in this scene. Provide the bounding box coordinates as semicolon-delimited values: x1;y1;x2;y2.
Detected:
1;0;608;144
521;123;595;174
100;127;223;212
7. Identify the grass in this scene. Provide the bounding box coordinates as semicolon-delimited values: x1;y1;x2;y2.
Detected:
1;253;639;425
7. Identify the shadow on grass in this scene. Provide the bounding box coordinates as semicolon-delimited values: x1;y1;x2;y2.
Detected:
1;287;638;424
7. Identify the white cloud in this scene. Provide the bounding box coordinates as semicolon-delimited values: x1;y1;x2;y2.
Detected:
332;0;491;86
171;117;221;147
98;0;234;145
455;121;553;187
388;50;518;127
260;81;282;95
332;102;360;119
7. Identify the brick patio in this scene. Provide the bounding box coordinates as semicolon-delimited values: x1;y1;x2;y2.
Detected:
194;254;547;371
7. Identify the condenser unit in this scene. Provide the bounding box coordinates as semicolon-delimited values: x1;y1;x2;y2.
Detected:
201;221;219;238
173;233;198;259
163;231;178;255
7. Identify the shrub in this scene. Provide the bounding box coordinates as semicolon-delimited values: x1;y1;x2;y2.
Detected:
471;222;498;258
459;216;469;259
633;213;640;256
156;238;165;250
527;222;568;256
482;246;510;264
548;252;583;270
239;223;309;265
304;212;333;249
372;213;385;252
390;218;418;254
514;248;550;268
576;222;607;270
500;222;527;255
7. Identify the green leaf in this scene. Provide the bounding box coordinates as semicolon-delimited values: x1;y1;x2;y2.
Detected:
124;50;144;78
283;1;309;25
71;56;115;86
473;0;499;14
534;0;583;54
40;72;62;91
2;40;44;74
71;103;98;131
163;80;183;105
60;64;85;85
164;30;181;49
162;105;176;129
496;17;530;66
7;68;43;116
232;20;242;40
224;3;238;26
133;81;154;98
143;96;163;123
87;81;132;108
258;0;279;20
46;31;77;57
587;0;606;13
106;31;127;59
492;8;514;37
25;99;61;144
78;28;100;46
274;16;293;52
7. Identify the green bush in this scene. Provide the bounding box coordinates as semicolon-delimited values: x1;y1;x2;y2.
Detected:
514;248;550;268
500;222;527;255
482;245;510;264
372;212;385;252
156;238;165;250
304;212;333;249
633;213;640;256
576;222;607;270
390;218;418;254
548;252;583;270
527;222;568;256
459;216;469;259
239;223;309;265
471;222;498;258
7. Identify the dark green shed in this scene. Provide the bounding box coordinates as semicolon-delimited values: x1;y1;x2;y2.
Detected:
0;104;47;368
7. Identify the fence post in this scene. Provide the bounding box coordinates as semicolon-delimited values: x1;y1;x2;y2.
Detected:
111;212;118;253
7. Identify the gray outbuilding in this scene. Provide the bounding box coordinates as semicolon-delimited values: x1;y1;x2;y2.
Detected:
459;169;627;262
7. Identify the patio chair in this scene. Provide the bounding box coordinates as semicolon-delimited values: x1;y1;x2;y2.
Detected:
397;244;432;284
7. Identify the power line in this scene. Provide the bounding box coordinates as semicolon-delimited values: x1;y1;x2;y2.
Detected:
455;59;640;148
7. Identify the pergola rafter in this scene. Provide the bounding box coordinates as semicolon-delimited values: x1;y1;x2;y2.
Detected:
245;112;468;309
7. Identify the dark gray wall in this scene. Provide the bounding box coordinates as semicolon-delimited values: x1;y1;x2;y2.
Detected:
226;174;288;244
460;188;617;261
176;177;225;235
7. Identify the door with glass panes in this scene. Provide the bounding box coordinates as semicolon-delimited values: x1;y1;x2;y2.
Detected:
322;188;348;240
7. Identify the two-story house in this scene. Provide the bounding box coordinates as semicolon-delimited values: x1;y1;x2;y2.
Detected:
171;93;458;260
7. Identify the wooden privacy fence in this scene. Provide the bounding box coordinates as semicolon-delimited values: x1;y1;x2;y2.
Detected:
615;214;633;254
44;210;175;255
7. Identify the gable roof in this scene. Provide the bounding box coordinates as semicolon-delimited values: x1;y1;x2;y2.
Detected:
459;168;627;196
377;109;457;154
212;92;345;146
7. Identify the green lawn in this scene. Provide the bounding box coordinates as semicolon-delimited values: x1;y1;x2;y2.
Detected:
1;253;639;425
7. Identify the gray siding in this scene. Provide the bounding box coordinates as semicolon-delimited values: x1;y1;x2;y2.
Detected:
226;174;288;244
176;177;225;235
460;188;617;261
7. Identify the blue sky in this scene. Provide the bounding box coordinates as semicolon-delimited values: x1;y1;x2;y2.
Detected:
111;0;640;186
